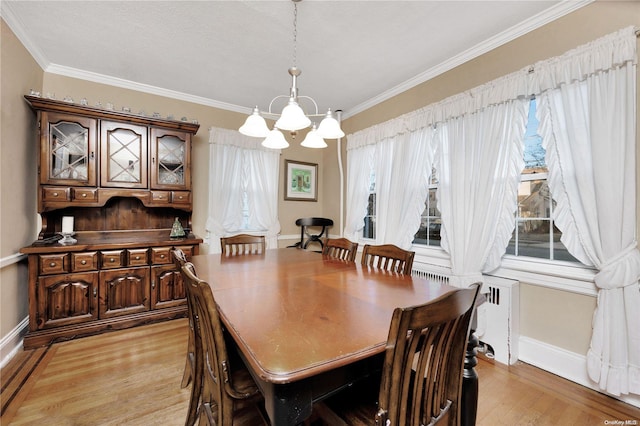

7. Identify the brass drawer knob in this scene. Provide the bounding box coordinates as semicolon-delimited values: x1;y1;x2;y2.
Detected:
81;260;87;265
49;262;56;267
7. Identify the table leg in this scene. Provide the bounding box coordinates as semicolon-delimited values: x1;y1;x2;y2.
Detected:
461;328;479;426
261;380;313;426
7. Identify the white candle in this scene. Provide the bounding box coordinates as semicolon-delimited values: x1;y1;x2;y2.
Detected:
62;216;74;234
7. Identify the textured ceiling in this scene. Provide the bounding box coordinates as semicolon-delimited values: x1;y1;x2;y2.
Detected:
2;1;589;118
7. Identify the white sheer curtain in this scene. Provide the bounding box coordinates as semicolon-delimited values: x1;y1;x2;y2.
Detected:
344;128;435;248
344;139;375;242
206;127;281;253
381;127;435;248
536;27;639;395
436;99;528;287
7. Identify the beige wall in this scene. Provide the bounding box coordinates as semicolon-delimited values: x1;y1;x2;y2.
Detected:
1;1;638;368
1;20;42;339
341;1;640;357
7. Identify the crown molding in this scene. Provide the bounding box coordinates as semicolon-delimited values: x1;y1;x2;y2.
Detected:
1;1;49;71
341;0;594;119
44;64;252;115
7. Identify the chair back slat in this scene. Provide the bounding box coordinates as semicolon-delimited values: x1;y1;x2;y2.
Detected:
375;284;480;426
361;244;415;274
220;234;266;255
172;248;195;390
322;238;358;261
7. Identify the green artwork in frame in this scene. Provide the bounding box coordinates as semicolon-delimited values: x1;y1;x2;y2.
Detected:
284;159;317;201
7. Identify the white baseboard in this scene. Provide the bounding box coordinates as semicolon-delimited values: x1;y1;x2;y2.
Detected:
0;316;28;369
518;336;640;408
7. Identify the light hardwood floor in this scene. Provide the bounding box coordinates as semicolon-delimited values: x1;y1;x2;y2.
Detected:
2;318;639;425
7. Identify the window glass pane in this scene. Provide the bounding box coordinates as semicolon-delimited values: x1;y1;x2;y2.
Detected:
553;224;578;262
413;187;441;246
506;98;578;263
363;193;376;239
524;98;546;169
514;219;549;258
363;171;376;239
518;179;550;219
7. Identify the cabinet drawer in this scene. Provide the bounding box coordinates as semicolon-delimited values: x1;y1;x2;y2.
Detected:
42;187;70;202
71;252;98;272
151;191;170;203
101;250;124;269
172;191;191;204
39;254;68;275
72;188;98;202
151;247;172;265
128;249;149;266
175;245;194;260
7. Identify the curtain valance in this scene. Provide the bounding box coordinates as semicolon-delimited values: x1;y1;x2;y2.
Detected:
209;126;279;152
347;26;637;148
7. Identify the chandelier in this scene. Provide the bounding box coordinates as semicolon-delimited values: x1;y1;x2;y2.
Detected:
238;0;344;149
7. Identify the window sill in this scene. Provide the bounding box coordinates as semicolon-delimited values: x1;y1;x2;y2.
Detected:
410;244;598;297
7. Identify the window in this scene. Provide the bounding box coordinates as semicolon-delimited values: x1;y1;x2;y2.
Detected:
505;99;577;262
363;171;376;239
413;170;441;246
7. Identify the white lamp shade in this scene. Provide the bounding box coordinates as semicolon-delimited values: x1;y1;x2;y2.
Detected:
316;109;345;139
239;107;270;137
300;125;327;148
275;99;311;131
262;128;290;149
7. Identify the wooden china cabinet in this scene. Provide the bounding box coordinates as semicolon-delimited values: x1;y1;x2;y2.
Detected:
20;95;203;349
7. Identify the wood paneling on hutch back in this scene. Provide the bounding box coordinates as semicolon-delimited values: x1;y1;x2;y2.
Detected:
20;96;203;348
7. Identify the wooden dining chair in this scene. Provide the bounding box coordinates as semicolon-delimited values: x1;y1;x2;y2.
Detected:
322;238;358;262
323;283;481;426
172;248;194;389
361;244;415;274
181;262;266;426
220;234;266;255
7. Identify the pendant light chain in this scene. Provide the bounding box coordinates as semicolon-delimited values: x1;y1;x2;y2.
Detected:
292;1;298;68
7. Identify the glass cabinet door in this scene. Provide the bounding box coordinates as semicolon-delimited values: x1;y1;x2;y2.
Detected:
150;129;190;190
100;122;148;188
41;112;97;186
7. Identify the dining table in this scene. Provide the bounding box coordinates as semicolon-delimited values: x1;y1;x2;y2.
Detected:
191;248;472;425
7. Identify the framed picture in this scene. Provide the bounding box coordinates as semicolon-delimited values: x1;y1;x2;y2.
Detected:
284;159;318;201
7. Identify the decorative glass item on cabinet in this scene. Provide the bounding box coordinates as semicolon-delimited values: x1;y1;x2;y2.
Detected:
170;217;185;239
50;122;89;181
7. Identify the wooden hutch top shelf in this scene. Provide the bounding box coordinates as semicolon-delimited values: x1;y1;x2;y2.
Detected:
25;95;200;133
